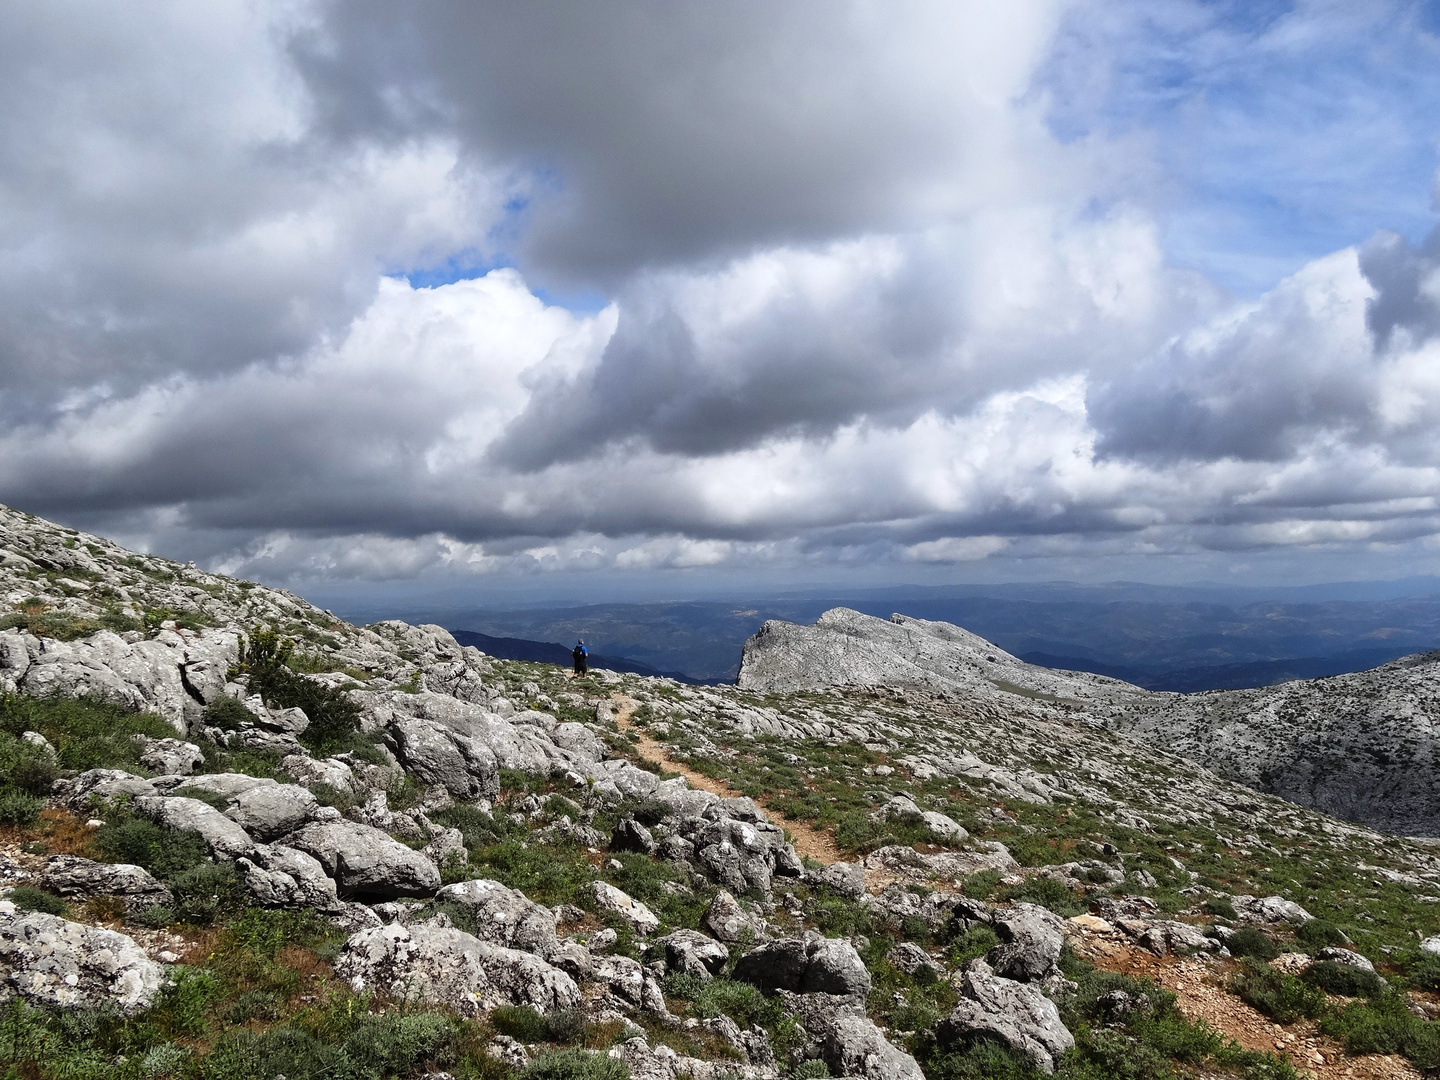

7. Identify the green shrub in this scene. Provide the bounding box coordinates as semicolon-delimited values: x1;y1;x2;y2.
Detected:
6;885;69;917
0;786;42;827
927;1041;1037;1080
224;908;333;958
1201;897;1239;921
1318;991;1440;1069
168;863;247;925
793;1059;831;1079
962;870;1003;899
133;904;177;928
94;817;210;881
1404;950;1440;991
522;1048;631;1080
492;1004;547;1042
1229;960;1326;1024
1226;927;1281;961
1302;960;1383;998
201;1009;461;1080
234;630;361;754
202;696;256;732
694;979;782;1030
0;693;174;773
1295;919;1348;950
998;876;1086;918
947;925;999;966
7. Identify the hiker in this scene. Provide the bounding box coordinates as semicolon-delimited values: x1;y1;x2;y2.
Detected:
572;639;588;676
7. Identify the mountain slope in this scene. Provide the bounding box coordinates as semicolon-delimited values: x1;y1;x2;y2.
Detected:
8;505;1440;1079
740;606;1440;837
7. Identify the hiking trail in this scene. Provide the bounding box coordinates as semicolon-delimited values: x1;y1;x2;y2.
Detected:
609;692;843;866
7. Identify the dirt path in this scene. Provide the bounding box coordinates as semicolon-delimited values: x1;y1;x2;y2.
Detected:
609;693;843;866
1070;929;1421;1080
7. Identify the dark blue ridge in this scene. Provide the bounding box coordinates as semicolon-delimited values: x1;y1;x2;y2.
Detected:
1020;646;1416;693
449;629;710;684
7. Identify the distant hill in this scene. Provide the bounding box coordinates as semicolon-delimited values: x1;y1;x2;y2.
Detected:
319;583;1440;689
448;629;708;684
1019;646;1414;692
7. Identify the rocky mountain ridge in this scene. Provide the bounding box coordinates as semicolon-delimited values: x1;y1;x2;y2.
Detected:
739;606;1440;837
5;502;1440;1080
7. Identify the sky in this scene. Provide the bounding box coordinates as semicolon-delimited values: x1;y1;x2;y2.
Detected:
3;0;1440;599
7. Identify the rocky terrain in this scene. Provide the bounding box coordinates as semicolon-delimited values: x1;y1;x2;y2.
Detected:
6;503;1440;1080
740;607;1440;837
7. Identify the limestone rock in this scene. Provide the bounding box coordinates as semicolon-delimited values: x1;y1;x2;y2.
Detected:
591;881;660;935
612;818;656;855
871;794;968;844
0;905;164;1014
436;878;559;954
334;921;580;1016
225;783;319;841
733;932;871;1006
659;928;730;980
1232;894;1313;926
704;889;767;944
806;861;867;900
987;903;1065;982
133;795;256;858
236;844;342;910
938;960;1075;1075
55;768;159;812
138;737;204;776
284;820;440;899
40;855;172;913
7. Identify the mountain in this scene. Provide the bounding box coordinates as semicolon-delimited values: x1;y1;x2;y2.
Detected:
740;606;1440;836
447;629;706;683
341;585;1440;687
8;502;1440;1079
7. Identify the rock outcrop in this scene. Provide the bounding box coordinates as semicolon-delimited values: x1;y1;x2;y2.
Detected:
0;903;165;1014
334;921;581;1016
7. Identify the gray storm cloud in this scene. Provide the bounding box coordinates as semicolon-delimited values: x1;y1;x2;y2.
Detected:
0;1;1438;583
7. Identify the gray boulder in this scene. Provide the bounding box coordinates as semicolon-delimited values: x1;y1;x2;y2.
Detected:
592;954;671;1017
783;992;924;1080
659;928;730;980
236;844;342;910
162;772;277;800
40;855;172;913
0;904;164;1014
938;960;1075;1075
612;818;656;855
282;754;357;795
138;737;205;777
821;1012;925;1080
335;921;580;1016
284;820;440;899
887;942;939;979
436;878;559;954
133;795;256;858
806;861;867;900
55;768;158;812
987;903;1065;982
608;1035;772;1080
704;889;767;944
872;794;968;844
591;881;660;935
225;784;319;841
733;932;871;1005
388;714;499;800
1232;894;1313;926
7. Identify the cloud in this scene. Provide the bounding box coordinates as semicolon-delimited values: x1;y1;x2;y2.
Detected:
300;0;1075;284
2;2;1440;587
